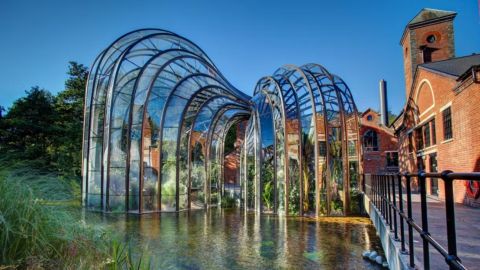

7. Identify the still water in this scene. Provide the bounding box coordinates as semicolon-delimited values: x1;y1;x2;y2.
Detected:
87;209;384;269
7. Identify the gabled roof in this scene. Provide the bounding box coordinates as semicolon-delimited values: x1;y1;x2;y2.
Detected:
400;8;457;45
360;108;379;117
408;8;456;25
390;108;404;130
394;54;480;134
419;53;480;77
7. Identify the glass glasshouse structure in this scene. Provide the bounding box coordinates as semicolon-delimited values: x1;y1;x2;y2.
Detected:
82;29;361;216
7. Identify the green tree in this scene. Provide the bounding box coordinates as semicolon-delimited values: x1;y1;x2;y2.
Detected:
0;105;5;119
388;110;398;126
49;61;88;177
0;87;56;160
0;61;88;178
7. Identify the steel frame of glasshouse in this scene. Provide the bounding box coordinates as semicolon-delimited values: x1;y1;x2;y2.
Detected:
82;29;360;216
242;64;361;216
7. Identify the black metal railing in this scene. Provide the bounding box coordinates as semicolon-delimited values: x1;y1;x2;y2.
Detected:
365;171;480;270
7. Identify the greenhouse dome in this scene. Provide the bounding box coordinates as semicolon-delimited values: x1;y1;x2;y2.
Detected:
82;29;360;216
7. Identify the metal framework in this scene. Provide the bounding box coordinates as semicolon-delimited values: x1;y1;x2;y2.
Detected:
366;171;473;270
241;64;361;216
82;29;361;216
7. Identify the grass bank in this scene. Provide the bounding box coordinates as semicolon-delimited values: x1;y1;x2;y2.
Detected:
0;158;151;269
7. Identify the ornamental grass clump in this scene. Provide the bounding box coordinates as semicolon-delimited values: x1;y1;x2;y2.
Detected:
0;169;106;268
0;161;152;269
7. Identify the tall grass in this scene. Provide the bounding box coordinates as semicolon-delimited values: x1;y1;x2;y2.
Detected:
0;159;152;269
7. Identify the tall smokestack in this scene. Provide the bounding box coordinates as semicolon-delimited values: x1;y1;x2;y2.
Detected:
379;79;389;126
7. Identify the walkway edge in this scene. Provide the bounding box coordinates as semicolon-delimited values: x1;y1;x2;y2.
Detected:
364;195;414;270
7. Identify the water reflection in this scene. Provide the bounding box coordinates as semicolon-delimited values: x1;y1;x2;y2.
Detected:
86;209;384;269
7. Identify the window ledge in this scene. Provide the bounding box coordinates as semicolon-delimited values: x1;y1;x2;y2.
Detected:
416;146;437;156
441;138;454;144
418;145;437;153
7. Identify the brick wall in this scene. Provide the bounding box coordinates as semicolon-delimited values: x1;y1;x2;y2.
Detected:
360;110;399;174
398;68;480;206
402;20;455;98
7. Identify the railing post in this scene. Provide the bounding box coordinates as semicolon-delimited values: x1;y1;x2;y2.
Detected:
419;171;430;270
391;174;398;240
387;174;393;230
376;175;380;210
373;175;377;208
376;175;379;212
405;173;415;268
398;174;406;252
362;173;366;193
379;175;383;217
378;175;381;210
441;170;459;270
376;175;379;209
382;175;387;222
372;175;375;208
377;175;383;213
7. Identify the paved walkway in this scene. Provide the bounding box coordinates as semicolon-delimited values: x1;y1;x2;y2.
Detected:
397;194;480;269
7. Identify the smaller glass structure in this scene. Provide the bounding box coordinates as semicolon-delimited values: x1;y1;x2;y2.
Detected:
241;64;361;216
82;29;361;216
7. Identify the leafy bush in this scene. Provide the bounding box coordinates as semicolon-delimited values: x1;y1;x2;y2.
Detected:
349;189;362;215
288;183;300;215
221;195;236;208
262;181;274;210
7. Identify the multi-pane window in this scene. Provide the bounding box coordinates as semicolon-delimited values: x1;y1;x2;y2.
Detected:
415;128;424;150
443;107;453;140
415;119;436;151
386;152;399;167
319;141;327;157
348;140;357;157
431;120;436;145
424;122;431;148
363;130;378;151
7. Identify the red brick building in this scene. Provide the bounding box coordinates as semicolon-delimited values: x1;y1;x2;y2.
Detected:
360;109;399;174
392;8;480;206
223;121;246;187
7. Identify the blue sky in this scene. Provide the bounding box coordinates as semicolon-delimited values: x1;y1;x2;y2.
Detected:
0;0;479;114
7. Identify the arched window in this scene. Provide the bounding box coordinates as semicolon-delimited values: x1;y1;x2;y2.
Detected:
363;130;378;151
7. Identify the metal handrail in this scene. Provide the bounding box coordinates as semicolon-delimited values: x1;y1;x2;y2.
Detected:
365;171;479;270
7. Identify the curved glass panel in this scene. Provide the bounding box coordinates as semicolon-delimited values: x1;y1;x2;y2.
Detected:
82;29;361;217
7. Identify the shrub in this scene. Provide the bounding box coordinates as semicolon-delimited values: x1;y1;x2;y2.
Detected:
221;195;236;208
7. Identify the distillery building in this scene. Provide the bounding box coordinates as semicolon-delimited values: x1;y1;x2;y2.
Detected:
392;9;480;206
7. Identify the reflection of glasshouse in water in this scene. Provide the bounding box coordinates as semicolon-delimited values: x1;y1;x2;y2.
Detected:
82;29;360;216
